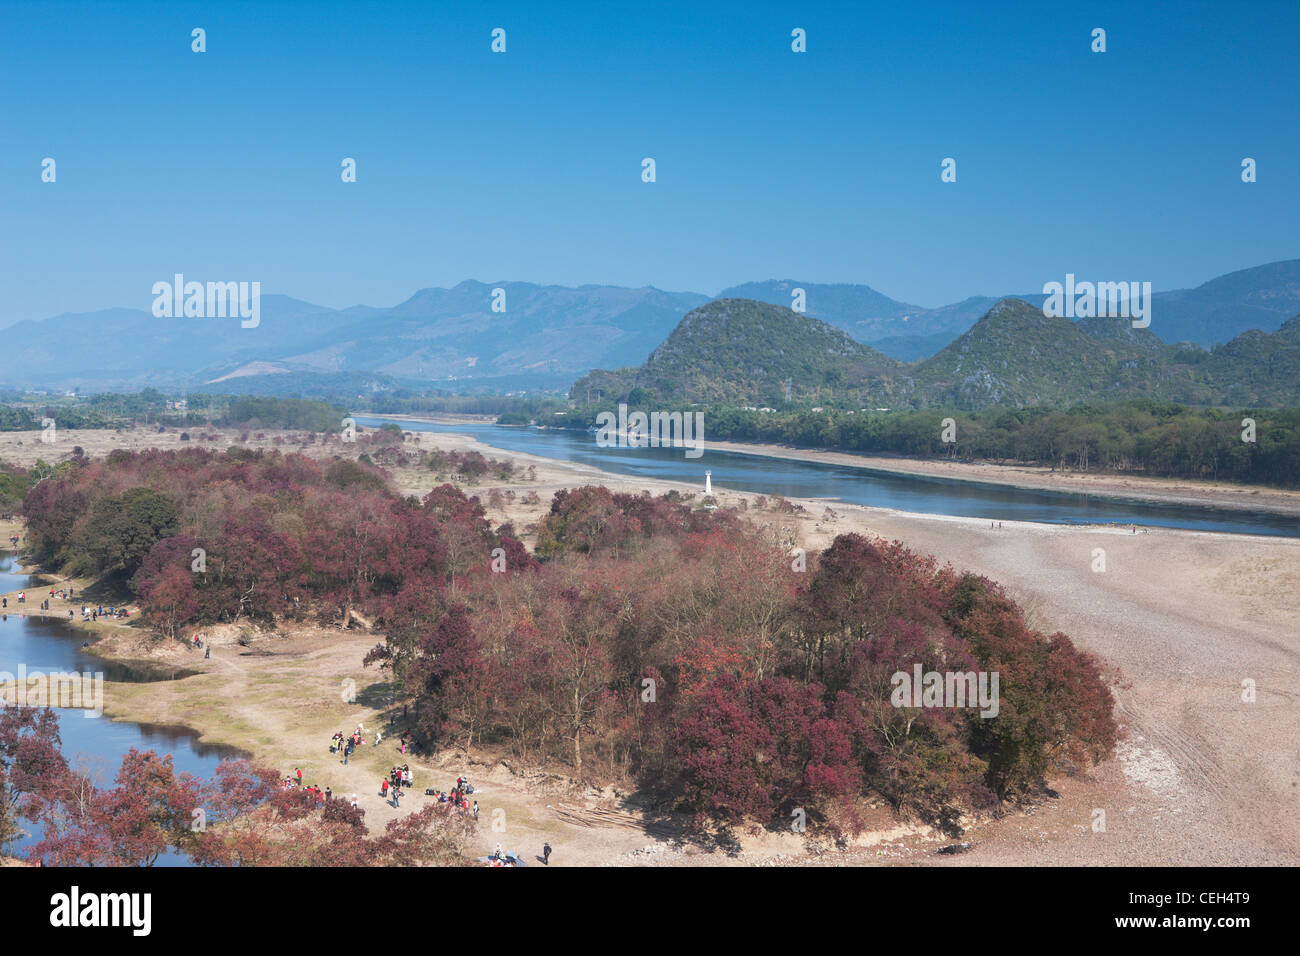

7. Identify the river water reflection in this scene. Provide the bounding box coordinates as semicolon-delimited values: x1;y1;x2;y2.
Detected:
0;554;237;864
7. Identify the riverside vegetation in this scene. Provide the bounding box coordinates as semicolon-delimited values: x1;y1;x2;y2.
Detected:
6;442;1117;854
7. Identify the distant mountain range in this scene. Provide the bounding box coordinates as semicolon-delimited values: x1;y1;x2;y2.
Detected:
0;284;708;393
719;259;1300;358
2;259;1297;393
715;280;1016;355
575;297;1300;410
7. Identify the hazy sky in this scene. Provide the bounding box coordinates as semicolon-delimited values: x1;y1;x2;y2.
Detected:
2;0;1296;324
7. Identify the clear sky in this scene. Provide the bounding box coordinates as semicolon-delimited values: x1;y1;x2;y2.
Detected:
2;0;1296;324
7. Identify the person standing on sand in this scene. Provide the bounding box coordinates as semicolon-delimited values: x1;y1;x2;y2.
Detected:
543;842;552;865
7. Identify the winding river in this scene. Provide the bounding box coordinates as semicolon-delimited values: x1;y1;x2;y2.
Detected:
355;416;1300;538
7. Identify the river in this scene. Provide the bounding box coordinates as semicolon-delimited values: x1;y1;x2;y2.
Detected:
355;417;1300;538
0;554;238;864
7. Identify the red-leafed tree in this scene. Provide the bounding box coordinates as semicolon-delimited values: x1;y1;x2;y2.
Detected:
409;604;487;749
0;707;69;854
132;535;201;638
943;572;1118;798
676;674;857;827
31;748;202;866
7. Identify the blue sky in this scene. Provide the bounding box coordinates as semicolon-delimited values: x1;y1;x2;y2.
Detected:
2;0;1296;324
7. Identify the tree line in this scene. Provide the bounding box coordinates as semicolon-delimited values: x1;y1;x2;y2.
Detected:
633;400;1300;487
19;450;1116;836
371;486;1117;834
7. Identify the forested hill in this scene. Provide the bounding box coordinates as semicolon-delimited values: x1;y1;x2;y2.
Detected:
910;299;1184;407
577;298;907;407
573;298;1300;410
910;300;1300;408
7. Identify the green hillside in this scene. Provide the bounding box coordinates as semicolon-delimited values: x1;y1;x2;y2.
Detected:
577;298;907;407
1205;315;1300;407
910;299;1196;407
574;297;1300;411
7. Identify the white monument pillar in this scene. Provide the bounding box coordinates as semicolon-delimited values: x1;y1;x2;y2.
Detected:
705;470;712;496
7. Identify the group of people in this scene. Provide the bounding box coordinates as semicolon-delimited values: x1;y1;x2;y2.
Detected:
282;741;497;842
0;587;134;623
381;765;413;807
283;770;360;809
331;724;376;764
82;604;127;621
427;775;478;817
0;588;98;614
306;728;490;818
303;783;331;805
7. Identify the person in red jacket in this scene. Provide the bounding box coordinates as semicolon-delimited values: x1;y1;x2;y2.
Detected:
295;768;303;787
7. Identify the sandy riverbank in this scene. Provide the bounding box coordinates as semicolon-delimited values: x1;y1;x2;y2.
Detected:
4;427;1297;866
704;439;1300;516
363;425;1300;865
360;413;1300;516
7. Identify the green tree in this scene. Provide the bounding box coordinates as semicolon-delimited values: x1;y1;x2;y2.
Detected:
76;487;179;580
